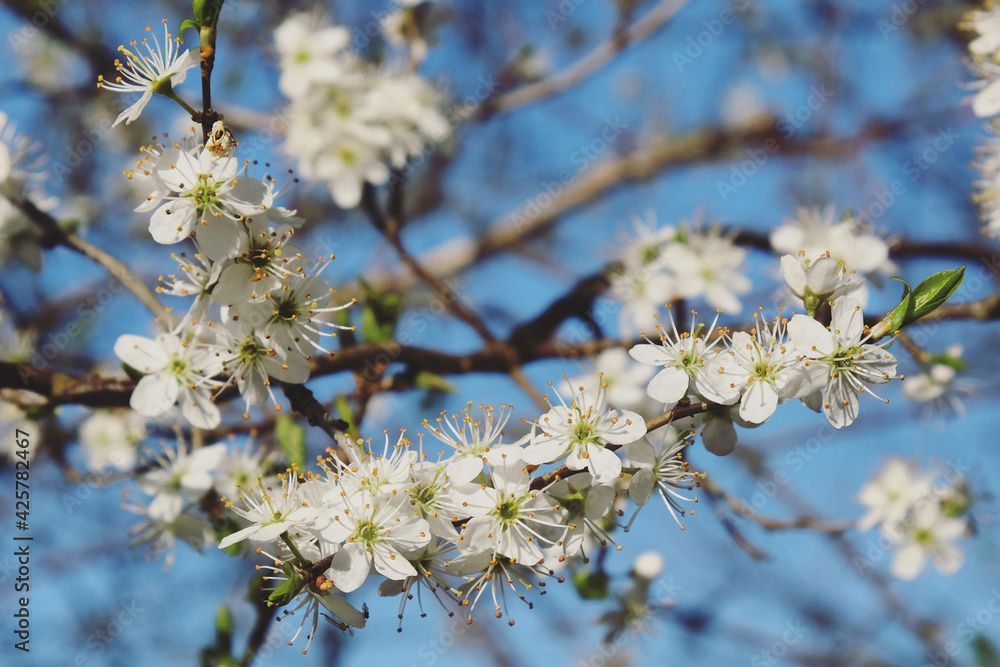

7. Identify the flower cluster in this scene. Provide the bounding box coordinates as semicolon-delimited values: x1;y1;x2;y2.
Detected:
966;5;1000;118
964;6;1000;236
856;457;972;580
123;435;272;571
275;11;450;208
610;213;750;332
770;205;892;306
90;6;969;646
217;395;700;644
627;288;897;455
111;131;354;429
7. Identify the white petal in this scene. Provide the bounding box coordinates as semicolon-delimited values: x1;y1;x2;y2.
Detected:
586;444;622;485
330;542;372;593
194;216;244;262
218;524;259;549
701;417;737;456
149;202;195;245
372;544;417;581
601;409;647;445
180;386;221;430
787;314;835;357
114;334;169;372
148;493;183;523
931;543;965;575
780;254;807;296
522;436;569;465
628;468;655;506
830;297;864;344
891;544;926;580
739;381;778;424
314;592;367;629
823;377;859;429
646;366;691;405
974;78;1000;118
112;90;153;127
131;373;180;417
628;343;670;366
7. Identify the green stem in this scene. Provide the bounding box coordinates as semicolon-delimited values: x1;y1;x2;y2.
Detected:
280;531;308;567
162;89;200;118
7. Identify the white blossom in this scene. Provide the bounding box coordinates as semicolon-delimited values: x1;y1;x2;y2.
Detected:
218;472;317;549
321;491;431;592
523;377;646;485
785;298;897;428
699;311;804;425
97;20;200;127
114;332;223;429
628;307;723;410
138;441;227;523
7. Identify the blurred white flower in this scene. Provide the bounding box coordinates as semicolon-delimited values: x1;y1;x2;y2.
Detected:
890;503;967;580
902;344;974;419
857;457;931;532
78;410;146;472
570;348;655;413
965;7;1000;56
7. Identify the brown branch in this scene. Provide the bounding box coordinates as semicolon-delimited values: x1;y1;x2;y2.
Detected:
278;382;350;442
361;183;496;343
699;476;851;534
371;116;913;296
478;0;693;118
5;188;171;324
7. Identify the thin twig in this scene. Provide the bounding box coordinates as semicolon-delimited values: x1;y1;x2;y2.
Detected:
7;189;170;324
479;0;692;117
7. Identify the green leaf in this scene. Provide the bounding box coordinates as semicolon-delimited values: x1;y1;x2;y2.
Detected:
973;634;999;667
121;362;146;384
214;604;233;651
335;395;356;435
267;562;304;607
911;266;965;321
882;267;964;336
414;371;457;394
572;570;610;600
275;415;306;469
177;18;200;43
356;277;401;343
